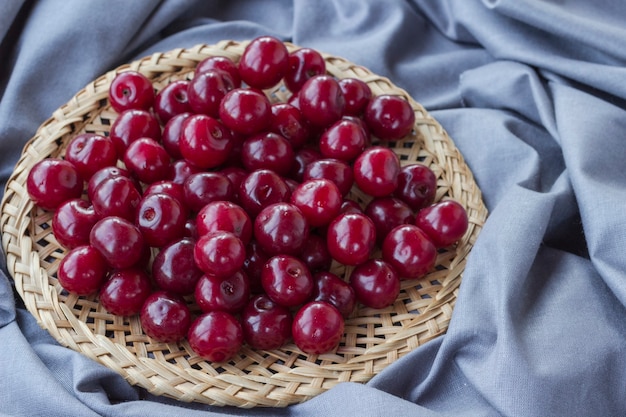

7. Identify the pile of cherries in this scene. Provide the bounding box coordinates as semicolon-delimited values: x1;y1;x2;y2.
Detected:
26;36;468;362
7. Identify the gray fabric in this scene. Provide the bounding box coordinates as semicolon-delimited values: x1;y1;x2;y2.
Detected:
1;1;625;415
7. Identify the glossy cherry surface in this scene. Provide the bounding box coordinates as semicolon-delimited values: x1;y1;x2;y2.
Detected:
57;245;108;295
108;70;155;112
152;237;203;296
353;146;400;197
312;271;356;317
349;259;400;309
326;212;376;266
364;94;415;140
187;311;243;362
241;294;293;350
394;163;437;211
292;301;344;355
89;216;145;269
26;158;83;211
99;268;152;316
381;224;437;279
238;36;289;89
52;198;99;249
253;203;309;256
140;291;192;343
262;254;313;307
64;133;118;180
179;114;233;169
193;231;246;279
195;270;250;314
219;88;272;135
415;199;469;248
136;193;187;248
195;200;252;244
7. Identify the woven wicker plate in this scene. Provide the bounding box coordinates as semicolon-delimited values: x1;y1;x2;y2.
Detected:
0;40;487;408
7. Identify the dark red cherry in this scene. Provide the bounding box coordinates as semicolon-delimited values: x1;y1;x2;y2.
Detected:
26;158;83;211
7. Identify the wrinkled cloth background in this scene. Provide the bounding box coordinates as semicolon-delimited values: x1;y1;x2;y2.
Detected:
1;1;625;416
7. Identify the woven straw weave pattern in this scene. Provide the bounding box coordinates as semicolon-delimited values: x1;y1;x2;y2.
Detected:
0;40;487;407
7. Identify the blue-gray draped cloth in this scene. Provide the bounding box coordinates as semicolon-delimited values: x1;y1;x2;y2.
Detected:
1;1;625;416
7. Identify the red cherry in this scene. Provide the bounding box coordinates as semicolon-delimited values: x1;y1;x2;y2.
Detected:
241;294;293;350
292;301;344;355
179;114;233;169
364;94;415;140
52;199;99;249
57;245;108;295
218;88;272;135
193;231;246;279
312;271;356;317
26;158;83;211
238;36;289;89
353;146;400;197
108;70;155;112
262;254;313;307
89;216;145;270
188;311;243;362
284;47;326;93
152;237;203;296
140;291;192;343
99;268;152;316
64;133;118;180
349;259;400;309
254;203;309;256
299;75;345;128
415;200;469;248
326;212;376;266
194;270;250;314
381;224;437;279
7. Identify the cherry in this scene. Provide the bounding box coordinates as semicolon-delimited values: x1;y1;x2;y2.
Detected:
64;133;118;180
241;132;295;176
262;254;313;307
339;198;363;215
99;268;152;316
57;245;108;295
292;301;344;355
218;88;272;135
298;75;345;128
109;109;162;157
161;112;192;160
195;55;241;88
284;47;326;93
302;158;354;197
364;94;415;140
394;163;437;211
188;311;243;362
353;146;400;197
381;224;437;279
152;237;203;295
140;291;192;343
241;294;292;350
90;176;141;221
415;200;469;248
195;200;252;245
188;69;235;118
349;259;400;309
312;271;356;317
194;270;250;314
364;197;414;243
193;231;246;279
123;137;171;184
290;178;342;228
238;36;289;89
87;166;134;202
52;198;99;249
326;212;376;265
179;114;233;169
136;193;186;248
26;158;83;211
290;147;322;182
168;158;202;185
238;169;291;217
299;233;332;273
254;202;309;256
318;118;367;162
183;171;234;212
338;78;372;116
242;240;270;294
269;103;310;149
108;70;155;113
89;216;145;269
154;80;192;123
144;180;186;207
